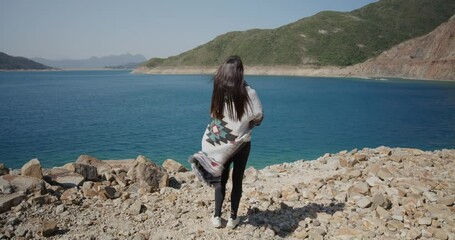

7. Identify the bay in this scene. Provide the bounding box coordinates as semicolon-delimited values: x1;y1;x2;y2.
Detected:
1;70;454;169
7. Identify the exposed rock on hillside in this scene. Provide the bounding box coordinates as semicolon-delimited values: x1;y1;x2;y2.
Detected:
1;147;454;239
346;15;455;80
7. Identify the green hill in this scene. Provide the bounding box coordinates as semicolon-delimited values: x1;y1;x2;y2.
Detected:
0;52;52;70
143;0;455;68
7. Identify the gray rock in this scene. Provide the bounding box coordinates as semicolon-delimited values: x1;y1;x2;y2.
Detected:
101;186;120;199
371;193;391;209
1;183;14;194
14;226;27;237
55;204;66;214
41;220;58;237
0;163;9;176
437;196;455;206
127;155;169;191
377;167;394;180
355;196;372;208
426;204;451;221
46;171;84;188
28;195;45;206
387;219;404;231
366;176;383;187
406;228;421;240
418;217;432;226
430;228;449;240
60;188;82;205
376;206;391;220
6;216;21;225
75;163;99;181
129;201;145;215
281;185;299;201
162;159;187;173
354;154;367;161
0;175;46;194
339;157;348;168
76;154;112;175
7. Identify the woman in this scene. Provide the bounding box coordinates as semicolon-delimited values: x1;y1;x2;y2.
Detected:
202;55;263;228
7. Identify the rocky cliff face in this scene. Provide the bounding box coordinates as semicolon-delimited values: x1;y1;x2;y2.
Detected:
346;15;455;80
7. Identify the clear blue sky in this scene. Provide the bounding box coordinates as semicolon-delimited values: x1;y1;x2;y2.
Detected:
0;0;378;60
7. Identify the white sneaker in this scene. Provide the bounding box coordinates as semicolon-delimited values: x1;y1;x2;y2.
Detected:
227;217;240;229
211;216;222;228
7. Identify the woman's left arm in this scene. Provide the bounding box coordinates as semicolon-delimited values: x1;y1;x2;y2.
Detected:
249;88;264;127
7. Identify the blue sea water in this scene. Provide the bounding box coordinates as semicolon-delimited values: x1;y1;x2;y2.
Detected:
1;70;454;169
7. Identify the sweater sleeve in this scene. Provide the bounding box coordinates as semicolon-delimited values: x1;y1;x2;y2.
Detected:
248;87;264;126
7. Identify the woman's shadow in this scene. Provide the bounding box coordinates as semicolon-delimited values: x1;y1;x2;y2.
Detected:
244;201;345;237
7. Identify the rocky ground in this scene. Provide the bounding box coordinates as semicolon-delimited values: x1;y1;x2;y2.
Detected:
1;146;454;239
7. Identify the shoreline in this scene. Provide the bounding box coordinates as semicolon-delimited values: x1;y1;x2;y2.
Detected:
1;67;453;82
1;146;454;239
132;66;455;82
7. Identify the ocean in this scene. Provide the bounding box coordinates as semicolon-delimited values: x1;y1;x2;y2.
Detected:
1;70;454;169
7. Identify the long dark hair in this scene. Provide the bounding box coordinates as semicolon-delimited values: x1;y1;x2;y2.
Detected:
210;55;250;121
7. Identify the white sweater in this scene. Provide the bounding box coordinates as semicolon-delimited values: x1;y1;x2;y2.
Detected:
201;85;263;164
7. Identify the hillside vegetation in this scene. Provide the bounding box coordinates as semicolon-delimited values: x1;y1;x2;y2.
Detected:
143;0;455;68
0;52;52;70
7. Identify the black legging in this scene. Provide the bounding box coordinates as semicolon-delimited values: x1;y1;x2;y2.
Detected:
213;142;251;219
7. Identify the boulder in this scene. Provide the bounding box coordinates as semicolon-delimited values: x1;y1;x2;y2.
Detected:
377;167;394;180
162;159;187;173
81;181;98;198
74;163;99;180
76;154;102;165
0;182;14;194
0;175;46;194
0;192;26;213
281;185;299;201
28;195;45;206
128;201;145;215
21;158;43;179
355;196;372;208
354;154;367;162
371;193;392;210
173;171;194;184
339;157;348;168
60;188;82;205
127;155;169;191
76;154;112;175
0;163;10;176
100;186;120;199
426;204;452;221
62;163;76;172
45;170;84;188
366;176;383;187
41;220;58;237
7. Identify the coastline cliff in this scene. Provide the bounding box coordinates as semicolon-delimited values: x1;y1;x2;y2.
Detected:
1;146;454;239
343;15;455;81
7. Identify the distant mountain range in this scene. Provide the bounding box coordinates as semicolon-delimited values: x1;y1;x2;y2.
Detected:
0;52;52;70
32;53;146;69
140;0;455;68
